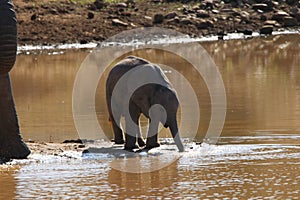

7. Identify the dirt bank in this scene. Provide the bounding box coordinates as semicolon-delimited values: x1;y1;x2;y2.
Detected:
26;140;85;158
15;0;300;46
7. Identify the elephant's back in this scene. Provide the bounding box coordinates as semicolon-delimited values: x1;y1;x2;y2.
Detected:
109;56;149;76
106;56;176;94
106;56;150;93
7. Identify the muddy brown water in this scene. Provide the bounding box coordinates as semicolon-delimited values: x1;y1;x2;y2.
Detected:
1;34;300;199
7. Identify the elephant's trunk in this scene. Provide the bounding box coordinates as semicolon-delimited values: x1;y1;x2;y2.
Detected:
169;119;184;152
0;0;30;162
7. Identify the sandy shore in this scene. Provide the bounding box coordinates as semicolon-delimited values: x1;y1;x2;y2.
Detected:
24;141;86;158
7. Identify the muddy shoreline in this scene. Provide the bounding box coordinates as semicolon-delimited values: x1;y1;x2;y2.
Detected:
15;0;300;46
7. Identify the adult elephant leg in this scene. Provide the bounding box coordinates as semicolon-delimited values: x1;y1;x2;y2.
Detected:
168;119;184;152
0;0;17;74
0;0;31;161
0;74;31;161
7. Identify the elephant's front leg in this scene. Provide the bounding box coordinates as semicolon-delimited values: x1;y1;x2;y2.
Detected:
124;102;145;150
145;118;160;149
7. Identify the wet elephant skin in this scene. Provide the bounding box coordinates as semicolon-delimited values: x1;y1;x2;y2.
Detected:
0;0;30;162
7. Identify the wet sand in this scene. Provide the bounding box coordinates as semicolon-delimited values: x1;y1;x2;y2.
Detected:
25;141;86;158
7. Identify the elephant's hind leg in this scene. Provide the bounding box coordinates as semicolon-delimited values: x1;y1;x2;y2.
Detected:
110;113;124;144
137;136;146;148
124;102;145;150
145;118;160;149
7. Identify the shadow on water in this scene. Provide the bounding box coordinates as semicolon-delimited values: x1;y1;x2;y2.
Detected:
83;146;138;158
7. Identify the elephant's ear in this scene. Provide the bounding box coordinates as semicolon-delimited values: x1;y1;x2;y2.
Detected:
153;85;167;97
158;85;167;93
153;85;171;104
155;84;168;94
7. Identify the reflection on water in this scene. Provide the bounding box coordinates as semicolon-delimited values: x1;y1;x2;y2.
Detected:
2;34;300;198
0;166;17;199
202;34;300;137
2;144;300;199
11;51;87;142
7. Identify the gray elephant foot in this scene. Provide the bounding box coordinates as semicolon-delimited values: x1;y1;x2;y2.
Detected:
0;157;11;164
135;148;150;153
124;144;139;152
123;148;135;152
138;138;146;147
145;142;160;150
0;138;31;162
112;139;125;145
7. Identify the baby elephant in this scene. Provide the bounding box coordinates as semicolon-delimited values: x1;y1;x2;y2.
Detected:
106;56;184;152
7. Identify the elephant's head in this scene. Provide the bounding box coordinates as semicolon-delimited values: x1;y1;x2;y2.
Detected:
150;85;179;127
150;85;184;152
